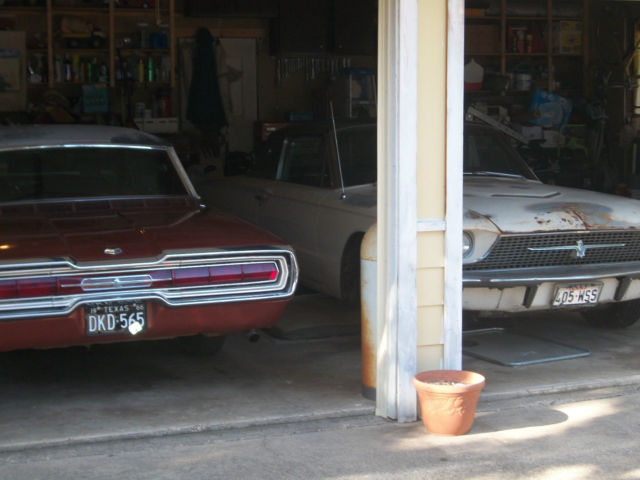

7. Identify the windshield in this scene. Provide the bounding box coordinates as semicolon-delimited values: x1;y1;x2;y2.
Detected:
464;128;537;180
337;127;377;187
0;146;188;203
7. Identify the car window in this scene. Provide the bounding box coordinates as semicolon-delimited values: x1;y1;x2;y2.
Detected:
0;147;188;202
337;127;376;186
249;132;283;180
275;135;329;187
464;129;537;179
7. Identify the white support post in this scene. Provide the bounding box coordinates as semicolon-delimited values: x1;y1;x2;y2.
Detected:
376;0;418;422
444;0;465;369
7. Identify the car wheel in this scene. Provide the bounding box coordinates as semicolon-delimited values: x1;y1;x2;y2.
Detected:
177;334;226;356
341;233;364;307
583;300;640;329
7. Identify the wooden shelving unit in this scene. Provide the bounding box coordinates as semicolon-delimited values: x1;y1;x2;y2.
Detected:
1;1;175;104
465;0;588;95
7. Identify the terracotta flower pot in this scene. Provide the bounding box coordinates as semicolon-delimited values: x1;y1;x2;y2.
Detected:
413;370;486;436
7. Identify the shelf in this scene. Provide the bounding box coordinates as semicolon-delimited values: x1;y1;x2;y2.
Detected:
51;7;109;15
114;7;170;16
464;0;587;95
0;6;46;14
465;15;501;21
116;48;170;54
505;53;548;57
465;89;531;96
466;52;502;57
54;49;109;55
115;81;171;87
52;82;109;87
506;16;548;21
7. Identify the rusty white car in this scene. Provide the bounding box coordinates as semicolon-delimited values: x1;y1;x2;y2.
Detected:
0;125;298;353
201;121;640;328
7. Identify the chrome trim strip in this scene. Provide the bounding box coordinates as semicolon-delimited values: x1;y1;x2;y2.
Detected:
463;261;640;287
0;247;292;276
0;248;299;320
0;144;164;153
528;241;626;259
166;147;200;199
80;275;154;291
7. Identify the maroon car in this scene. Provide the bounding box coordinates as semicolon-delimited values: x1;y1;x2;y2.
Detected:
0;125;298;353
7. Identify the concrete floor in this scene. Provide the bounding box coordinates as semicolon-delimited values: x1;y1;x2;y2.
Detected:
1;293;639;452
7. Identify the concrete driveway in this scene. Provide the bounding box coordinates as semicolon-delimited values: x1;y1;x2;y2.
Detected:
1;293;639;453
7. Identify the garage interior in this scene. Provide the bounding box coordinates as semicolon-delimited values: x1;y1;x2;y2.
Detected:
3;0;640;445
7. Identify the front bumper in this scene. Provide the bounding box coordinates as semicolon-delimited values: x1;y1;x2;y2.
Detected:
463;263;640;312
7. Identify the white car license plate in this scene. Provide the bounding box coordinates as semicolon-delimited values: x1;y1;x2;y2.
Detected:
85;301;146;336
552;283;601;307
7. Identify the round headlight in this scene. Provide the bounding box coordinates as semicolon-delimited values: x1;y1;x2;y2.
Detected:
463;232;473;258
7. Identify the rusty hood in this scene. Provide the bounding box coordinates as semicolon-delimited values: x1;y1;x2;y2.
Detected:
463;176;640;233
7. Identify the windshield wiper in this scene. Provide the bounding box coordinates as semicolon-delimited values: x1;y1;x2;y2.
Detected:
464;170;526;179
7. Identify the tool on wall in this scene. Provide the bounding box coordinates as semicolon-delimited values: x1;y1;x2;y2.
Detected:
276;56;351;84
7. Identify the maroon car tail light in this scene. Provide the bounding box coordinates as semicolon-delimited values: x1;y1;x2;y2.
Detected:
241;263;278;282
0;278;57;299
0;250;298;320
0;262;279;300
18;278;57;298
172;267;210;287
209;265;243;284
0;280;17;299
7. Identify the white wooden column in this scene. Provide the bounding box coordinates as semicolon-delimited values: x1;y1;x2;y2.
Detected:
376;0;465;420
444;0;465;369
376;0;418;422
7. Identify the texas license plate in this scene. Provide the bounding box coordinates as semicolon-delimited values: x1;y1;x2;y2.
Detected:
552;283;601;307
85;301;147;336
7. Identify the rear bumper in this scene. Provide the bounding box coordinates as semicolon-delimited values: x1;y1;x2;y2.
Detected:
0;298;289;352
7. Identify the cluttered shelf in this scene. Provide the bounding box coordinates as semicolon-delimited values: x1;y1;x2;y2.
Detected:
0;6;45;14
114;7;171;16
52;7;108;15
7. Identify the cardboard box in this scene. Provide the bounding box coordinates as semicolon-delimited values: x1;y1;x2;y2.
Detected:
134;117;179;134
0;31;26;111
464;24;499;54
553;21;583;54
513;124;543;141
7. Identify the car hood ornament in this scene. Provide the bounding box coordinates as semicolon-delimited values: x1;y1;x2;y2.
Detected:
104;247;123;256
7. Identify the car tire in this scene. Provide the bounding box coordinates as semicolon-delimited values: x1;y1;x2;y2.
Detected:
583;300;640;329
177;334;226;356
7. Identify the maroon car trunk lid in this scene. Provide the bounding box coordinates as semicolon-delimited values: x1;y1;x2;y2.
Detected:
0;198;283;263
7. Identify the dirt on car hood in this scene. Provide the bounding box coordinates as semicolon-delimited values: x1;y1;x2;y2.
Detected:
463;176;640;233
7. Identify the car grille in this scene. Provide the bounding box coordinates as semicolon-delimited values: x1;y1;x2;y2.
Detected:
464;231;640;271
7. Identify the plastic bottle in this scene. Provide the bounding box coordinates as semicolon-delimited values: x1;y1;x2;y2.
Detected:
137;57;145;83
72;54;79;83
54;55;63;83
147;56;154;83
63;55;72;82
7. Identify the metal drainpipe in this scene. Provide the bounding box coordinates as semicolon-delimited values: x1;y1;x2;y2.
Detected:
360;223;377;400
